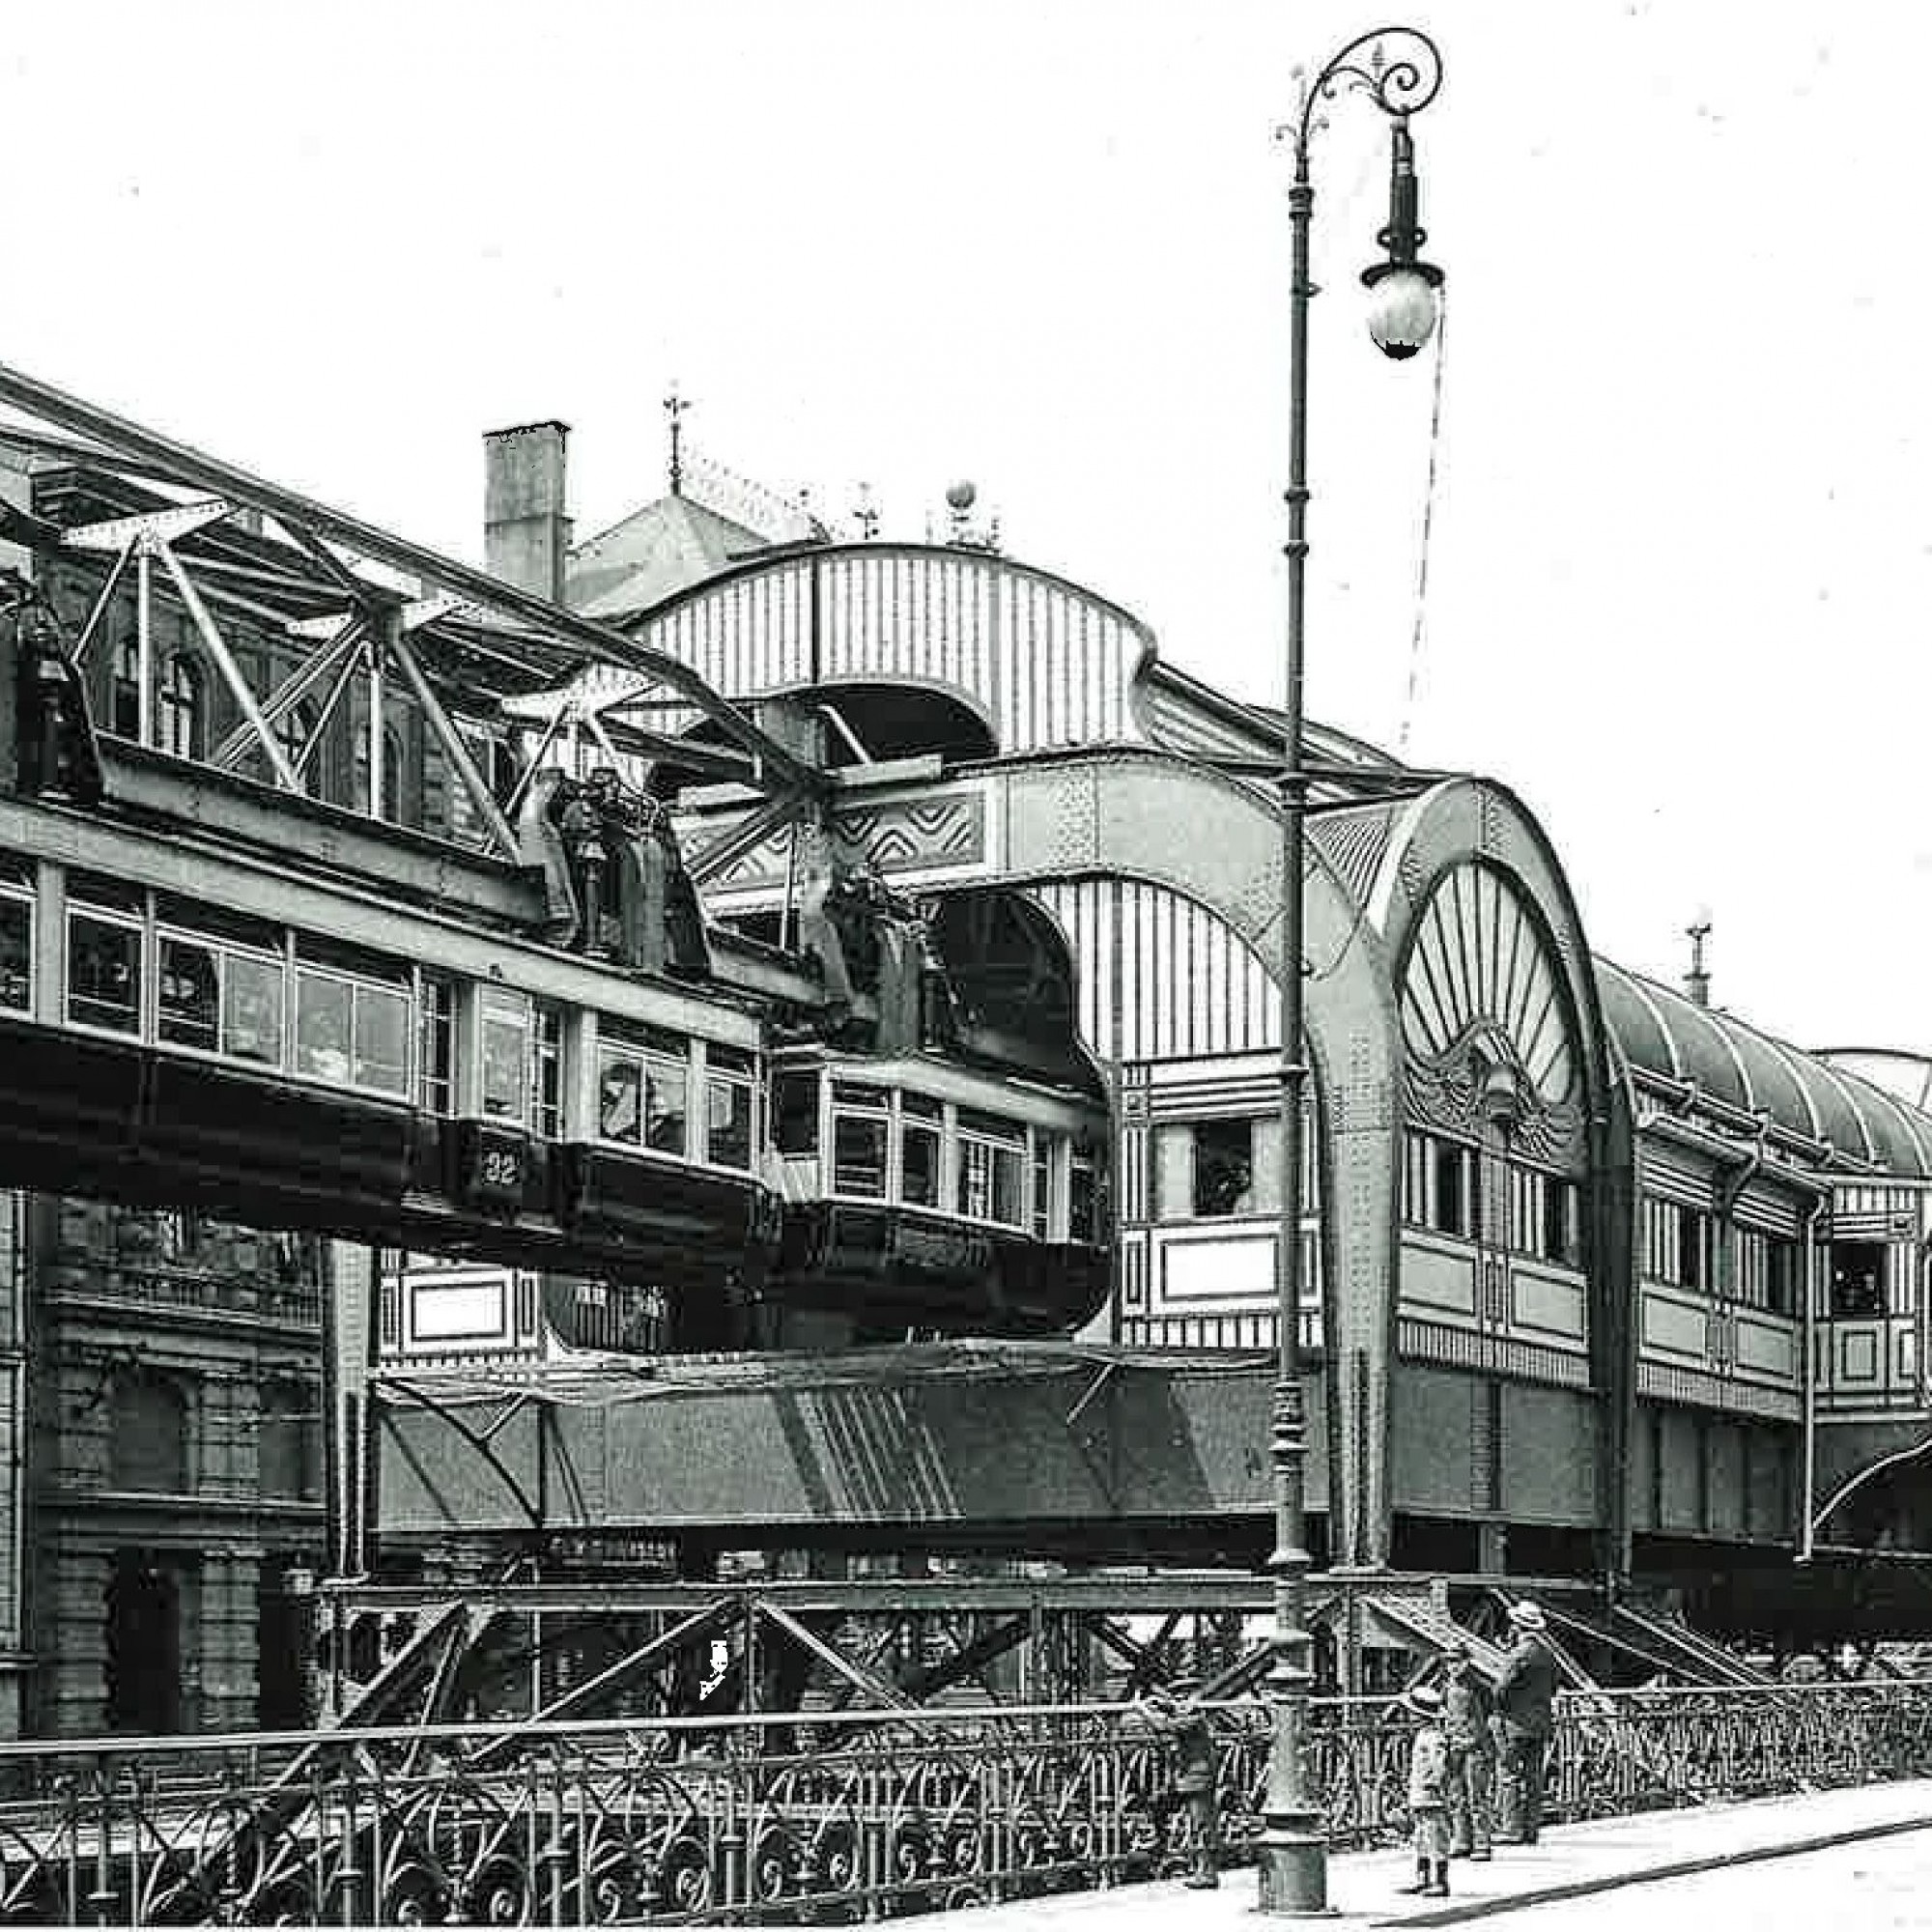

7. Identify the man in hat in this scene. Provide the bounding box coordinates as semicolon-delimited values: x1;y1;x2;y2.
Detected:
1400;1683;1452;1897
1136;1677;1220;1889
1440;1639;1495;1860
1493;1600;1557;1844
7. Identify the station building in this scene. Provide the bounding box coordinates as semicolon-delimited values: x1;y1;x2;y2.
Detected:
0;398;1927;1734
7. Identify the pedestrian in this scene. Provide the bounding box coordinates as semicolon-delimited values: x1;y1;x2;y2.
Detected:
1440;1639;1495;1860
1399;1683;1452;1897
1137;1677;1221;1889
1493;1599;1558;1844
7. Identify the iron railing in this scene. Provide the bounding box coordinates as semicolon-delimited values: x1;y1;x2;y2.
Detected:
0;1682;1926;1923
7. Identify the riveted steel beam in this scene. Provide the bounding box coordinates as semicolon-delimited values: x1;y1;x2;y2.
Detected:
0;361;823;799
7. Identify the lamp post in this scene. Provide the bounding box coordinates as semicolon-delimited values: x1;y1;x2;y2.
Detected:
1262;27;1444;1918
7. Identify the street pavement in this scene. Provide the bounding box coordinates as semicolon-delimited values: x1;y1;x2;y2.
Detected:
950;1777;1932;1927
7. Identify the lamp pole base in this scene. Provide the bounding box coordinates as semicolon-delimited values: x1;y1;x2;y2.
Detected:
1256;1817;1335;1918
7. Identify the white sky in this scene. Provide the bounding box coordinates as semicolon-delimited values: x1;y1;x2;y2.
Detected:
3;3;1926;1056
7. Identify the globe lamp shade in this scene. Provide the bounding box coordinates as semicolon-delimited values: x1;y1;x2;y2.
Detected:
1363;265;1442;360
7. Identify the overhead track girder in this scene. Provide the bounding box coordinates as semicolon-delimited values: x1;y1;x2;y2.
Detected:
0;360;822;801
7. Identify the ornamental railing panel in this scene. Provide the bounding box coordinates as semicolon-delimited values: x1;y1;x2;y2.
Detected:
0;1683;1924;1923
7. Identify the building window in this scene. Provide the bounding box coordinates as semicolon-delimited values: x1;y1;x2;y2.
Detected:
275;699;317;792
259;1380;320;1498
68;910;143;1034
1157;1117;1281;1221
1404;1131;1477;1237
831;1080;890;1198
111;637;140;740
109;1370;188;1492
105;1551;183;1734
1642;1197;1714;1291
1677;1208;1707;1290
1737;1228;1801;1317
158;653;204;760
1433;1141;1472;1237
1829;1239;1887;1318
1194;1118;1254;1216
1507;1165;1579;1265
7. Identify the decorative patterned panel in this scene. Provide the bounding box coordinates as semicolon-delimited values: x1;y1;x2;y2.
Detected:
684;783;991;901
1395;1317;1591;1390
1401;860;1585;1169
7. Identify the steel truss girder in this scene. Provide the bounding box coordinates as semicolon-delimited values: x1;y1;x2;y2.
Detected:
0;358;824;800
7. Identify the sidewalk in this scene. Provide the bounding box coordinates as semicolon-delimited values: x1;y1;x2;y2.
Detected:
952;1777;1932;1927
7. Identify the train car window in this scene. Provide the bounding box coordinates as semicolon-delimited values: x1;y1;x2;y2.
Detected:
295;970;355;1083
641;1037;687;1155
775;1072;820;1154
222;952;284;1066
352;982;411;1095
68;910;142;1035
157;936;220;1052
598;1049;643;1144
479;989;530;1122
900;1110;942;1207
0;895;30;1011
1070;1144;1100;1242
957;1118;1024;1227
417;978;455;1115
706;1073;753;1170
1032;1136;1056;1238
834;1114;888;1197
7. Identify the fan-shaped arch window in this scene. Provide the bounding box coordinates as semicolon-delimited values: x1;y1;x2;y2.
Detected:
158;652;204;759
1400;861;1577;1107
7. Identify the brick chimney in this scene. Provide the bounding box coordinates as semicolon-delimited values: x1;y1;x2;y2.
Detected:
484;420;572;603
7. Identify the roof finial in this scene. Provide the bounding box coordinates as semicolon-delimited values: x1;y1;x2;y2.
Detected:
1685;913;1713;1009
854;482;879;542
664;385;689;497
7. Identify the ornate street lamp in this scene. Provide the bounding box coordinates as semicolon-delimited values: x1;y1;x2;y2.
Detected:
1262;26;1444;1918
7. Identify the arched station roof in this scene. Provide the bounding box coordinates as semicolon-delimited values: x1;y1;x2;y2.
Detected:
1595;960;1932;1178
